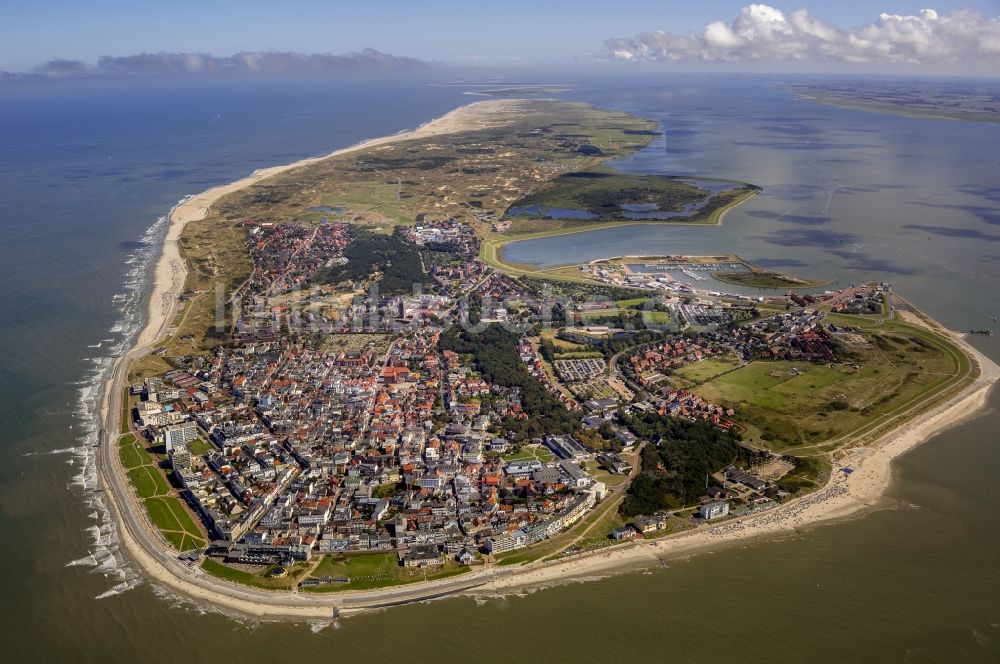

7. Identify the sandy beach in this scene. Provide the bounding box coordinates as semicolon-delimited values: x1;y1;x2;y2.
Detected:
95;97;1000;619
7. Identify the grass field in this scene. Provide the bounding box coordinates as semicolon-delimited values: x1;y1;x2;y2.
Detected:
118;444;146;469
118;433;169;500
673;319;971;452
118;430;205;550
637;310;671;325
539;329;589;352
669;356;743;385
120;389;131;434
127;465;170;498
144;496;204;551
187;438;214;455
200;558;307;590
617;297;648;308
118;434;149;470
300;552;470;593
502;446;556;463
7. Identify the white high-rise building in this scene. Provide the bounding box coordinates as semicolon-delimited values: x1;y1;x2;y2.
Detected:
163;422;198;452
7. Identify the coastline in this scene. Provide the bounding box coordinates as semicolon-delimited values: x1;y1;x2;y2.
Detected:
92;100;999;620
93;99;525;618
790;90;1000;126
107;97;527;423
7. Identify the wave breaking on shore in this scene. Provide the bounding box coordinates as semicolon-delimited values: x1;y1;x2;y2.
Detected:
66;209;176;599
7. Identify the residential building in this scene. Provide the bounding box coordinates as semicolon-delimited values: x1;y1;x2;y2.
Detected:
699;501;729;520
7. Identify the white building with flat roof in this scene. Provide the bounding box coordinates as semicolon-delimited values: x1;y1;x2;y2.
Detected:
699;501;729;521
485;529;526;554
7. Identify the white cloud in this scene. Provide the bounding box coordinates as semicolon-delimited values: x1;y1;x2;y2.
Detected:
604;5;1000;66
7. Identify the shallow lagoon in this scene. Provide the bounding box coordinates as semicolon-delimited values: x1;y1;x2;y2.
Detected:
505;80;1000;328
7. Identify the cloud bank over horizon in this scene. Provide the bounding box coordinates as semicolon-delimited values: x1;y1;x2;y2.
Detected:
605;5;1000;68
4;48;425;79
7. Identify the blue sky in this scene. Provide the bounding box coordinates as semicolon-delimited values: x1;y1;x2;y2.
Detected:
2;0;998;71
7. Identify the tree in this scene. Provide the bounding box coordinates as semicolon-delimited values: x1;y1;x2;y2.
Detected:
439;325;582;440
620;414;749;516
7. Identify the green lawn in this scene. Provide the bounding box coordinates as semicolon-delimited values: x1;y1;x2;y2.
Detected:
671;356;742;385
200;558;304;590
144;497;197;536
161;531;187;550
675;320;970;451
617;298;649;308
706;362;851;410
118;429;205;550
118;442;147;470
579;308;621;317
120;389;131;434
310;554;350;579
502;446;556;463
301;552;471;593
128;465;170;498
637;311;671;325
187;438;214;455
344;552;399;578
144;496;204;551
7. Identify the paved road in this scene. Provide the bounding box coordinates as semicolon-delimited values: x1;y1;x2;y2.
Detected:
608;345;649;401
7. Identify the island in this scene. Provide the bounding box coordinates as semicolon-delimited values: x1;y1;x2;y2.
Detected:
788;80;1000;125
95;99;998;619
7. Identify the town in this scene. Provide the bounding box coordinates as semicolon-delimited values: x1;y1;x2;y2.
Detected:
121;203;928;590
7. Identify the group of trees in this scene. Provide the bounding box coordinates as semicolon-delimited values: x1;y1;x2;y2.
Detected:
439;324;580;440
556;329;665;360
311;228;427;295
576;183;706;215
520;276;648;303
620;414;749;516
